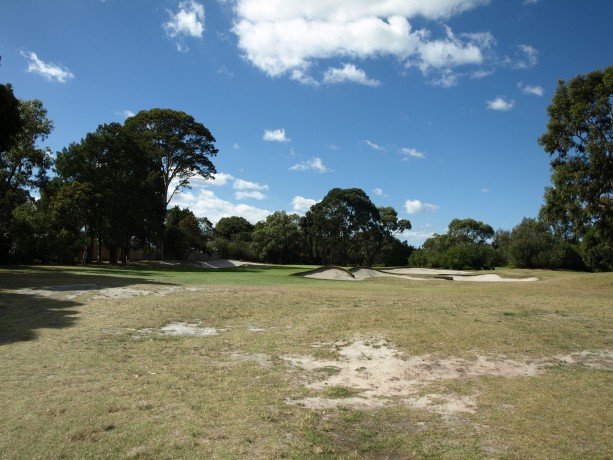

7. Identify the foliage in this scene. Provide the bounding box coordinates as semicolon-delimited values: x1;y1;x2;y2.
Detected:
507;218;584;270
252;211;303;264
209;216;256;261
56;123;165;263
409;218;497;270
0;98;53;262
0;83;23;153
580;226;613;271
124;109;218;206
304;188;397;266
538;66;612;250
164;206;212;259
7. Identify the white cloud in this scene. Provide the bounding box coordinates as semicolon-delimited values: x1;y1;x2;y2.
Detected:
292;196;318;214
481;187;490;193
235;190;266;200
363;140;385;151
171;188;270;224
400;147;426;159
400;229;436;246
373;188;384;197
20;50;74;83
164;0;205;51
233;179;269;191
518;82;544;96
404;199;439;214
231;0;493;84
122;110;135;118
323;63;380;87
486;96;515;111
289;157;330;173
514;44;538;69
263;128;290;142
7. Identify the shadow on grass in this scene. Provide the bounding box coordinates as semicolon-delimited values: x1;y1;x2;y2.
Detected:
0;267;176;345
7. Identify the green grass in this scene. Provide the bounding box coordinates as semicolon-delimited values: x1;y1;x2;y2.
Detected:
0;264;611;458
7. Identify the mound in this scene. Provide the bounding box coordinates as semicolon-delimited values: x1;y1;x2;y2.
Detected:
296;267;356;281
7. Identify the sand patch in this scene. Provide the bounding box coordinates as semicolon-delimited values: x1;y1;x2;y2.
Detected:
554;350;613;370
160;322;222;337
282;338;568;414
15;285;204;302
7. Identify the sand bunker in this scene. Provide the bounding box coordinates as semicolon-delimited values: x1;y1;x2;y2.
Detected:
195;259;269;269
299;267;538;282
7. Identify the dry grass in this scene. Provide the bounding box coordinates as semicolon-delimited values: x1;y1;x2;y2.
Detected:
0;265;611;458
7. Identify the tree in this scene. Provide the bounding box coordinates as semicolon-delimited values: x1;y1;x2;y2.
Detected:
447;218;494;245
252;211;303;264
56;123;164;263
210;216;256;260
305;188;381;266
124;108;218;206
408;218;496;270
0;83;23;153
538;66;613;248
0;98;53;261
164;206;212;259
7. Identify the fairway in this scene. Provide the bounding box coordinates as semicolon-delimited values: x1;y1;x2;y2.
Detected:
0;264;611;459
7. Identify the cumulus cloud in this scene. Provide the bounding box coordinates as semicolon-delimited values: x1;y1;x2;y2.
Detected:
400;147;426;159
232;179;269;200
20;50;74;83
170;188;270;224
363;140;386;151
231;0;493;85
518;82;544;96
400;229;436;246
164;0;205;51
292;196;318;214
289;157;330;173
373;188;384;197
235;190;266;200
323;63;381;87
263;128;290;142
233;179;269;191
486;96;515;111
405;199;439;214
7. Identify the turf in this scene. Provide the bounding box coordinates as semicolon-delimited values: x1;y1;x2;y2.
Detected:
0;264;611;459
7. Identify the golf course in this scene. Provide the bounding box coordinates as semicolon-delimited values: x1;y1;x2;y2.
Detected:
0;263;611;459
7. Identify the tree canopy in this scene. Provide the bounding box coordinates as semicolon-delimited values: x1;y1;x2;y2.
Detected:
538;66;613;245
124;109;218;206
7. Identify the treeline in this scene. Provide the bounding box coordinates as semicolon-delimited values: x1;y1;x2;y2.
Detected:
1;65;611;270
0;83;411;267
409;217;596;271
1;85;218;264
206;188;414;266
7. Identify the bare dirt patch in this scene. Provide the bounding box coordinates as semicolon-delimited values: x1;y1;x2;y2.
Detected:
15;285;204;302
160;322;222;337
282;338;610;415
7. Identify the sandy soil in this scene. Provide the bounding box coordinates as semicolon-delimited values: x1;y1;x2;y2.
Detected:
283;338;613;415
282;338;546;413
299;267;538;282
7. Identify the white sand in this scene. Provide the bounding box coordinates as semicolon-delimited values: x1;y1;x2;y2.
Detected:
299;267;538;282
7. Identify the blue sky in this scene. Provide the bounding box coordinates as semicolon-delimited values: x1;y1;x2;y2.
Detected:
1;0;612;245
